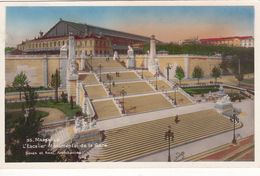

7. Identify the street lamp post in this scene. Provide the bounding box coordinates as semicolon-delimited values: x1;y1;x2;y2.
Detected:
98;64;102;82
173;85;177;105
141;61;144;79
230;111;239;144
165;125;174;162
108;73;113;95
166;63;171;81
155;70;159;90
120;88;127;114
90;54;93;71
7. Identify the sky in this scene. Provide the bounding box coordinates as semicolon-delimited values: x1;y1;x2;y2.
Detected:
6;6;254;47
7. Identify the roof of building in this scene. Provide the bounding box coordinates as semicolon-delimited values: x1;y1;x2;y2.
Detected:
23;33;110;43
42;19;150;42
200;36;253;41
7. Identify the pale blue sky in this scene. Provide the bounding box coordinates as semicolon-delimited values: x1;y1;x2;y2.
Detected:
6;6;254;46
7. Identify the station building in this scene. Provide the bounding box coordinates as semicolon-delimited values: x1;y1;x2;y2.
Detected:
17;19;150;56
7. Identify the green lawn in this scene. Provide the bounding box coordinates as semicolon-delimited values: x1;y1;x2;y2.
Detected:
241;78;254;84
5;110;49;129
5;86;53;93
5;100;81;118
183;86;219;95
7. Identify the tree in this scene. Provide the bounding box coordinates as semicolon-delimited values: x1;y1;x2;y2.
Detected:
175;66;185;86
12;71;28;100
211;66;221;83
50;69;61;102
192;66;204;84
6;84;64;162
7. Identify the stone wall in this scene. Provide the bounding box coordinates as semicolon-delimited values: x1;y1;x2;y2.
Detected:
134;54;222;79
5;56;47;87
188;56;222;78
5;55;69;87
5;54;222;87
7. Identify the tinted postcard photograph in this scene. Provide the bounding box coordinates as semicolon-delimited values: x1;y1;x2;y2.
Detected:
4;5;254;163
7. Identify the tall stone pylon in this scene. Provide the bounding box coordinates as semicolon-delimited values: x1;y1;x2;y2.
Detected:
148;35;160;74
67;33;78;79
150;35;156;59
59;43;68;88
66;33;78;101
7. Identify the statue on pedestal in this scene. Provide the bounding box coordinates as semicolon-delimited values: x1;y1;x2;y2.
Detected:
113;51;119;60
80;50;86;71
126;45;136;69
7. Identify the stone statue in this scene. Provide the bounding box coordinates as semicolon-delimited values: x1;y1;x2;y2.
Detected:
221;95;231;103
126;45;136;68
113;51;119;60
75;116;93;133
80;50;86;71
127;45;134;56
60;43;67;51
216;95;231;105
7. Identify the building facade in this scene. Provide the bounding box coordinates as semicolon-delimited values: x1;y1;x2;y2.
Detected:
200;36;254;48
17;19;150;55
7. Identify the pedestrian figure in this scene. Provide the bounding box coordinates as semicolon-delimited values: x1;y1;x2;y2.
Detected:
112;81;115;87
175;115;180;124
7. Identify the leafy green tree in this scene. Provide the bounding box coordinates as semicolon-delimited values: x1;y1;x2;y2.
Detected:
211;66;221;83
175;66;185;86
50;69;61;102
12;71;28;100
192;66;204;84
6;84;63;162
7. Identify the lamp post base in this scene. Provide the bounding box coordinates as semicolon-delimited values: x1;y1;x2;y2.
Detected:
232;138;237;145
